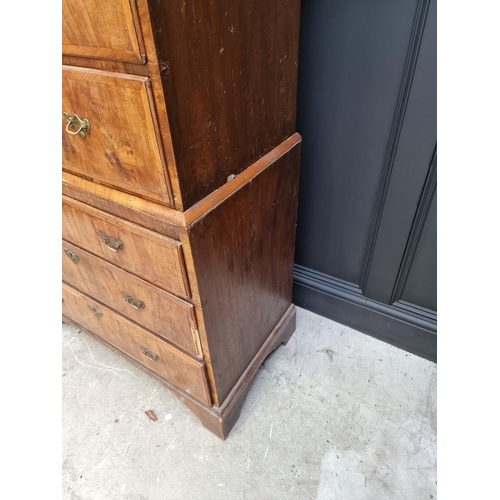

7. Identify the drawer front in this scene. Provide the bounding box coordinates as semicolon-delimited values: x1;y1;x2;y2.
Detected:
62;0;145;63
62;66;172;205
62;284;211;406
62;197;190;298
62;241;201;357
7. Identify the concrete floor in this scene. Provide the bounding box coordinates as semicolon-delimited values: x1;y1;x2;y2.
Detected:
62;307;437;500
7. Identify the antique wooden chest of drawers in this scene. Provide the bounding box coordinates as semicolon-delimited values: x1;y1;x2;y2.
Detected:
62;0;301;439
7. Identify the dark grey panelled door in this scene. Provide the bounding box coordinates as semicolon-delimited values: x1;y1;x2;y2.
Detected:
293;0;437;360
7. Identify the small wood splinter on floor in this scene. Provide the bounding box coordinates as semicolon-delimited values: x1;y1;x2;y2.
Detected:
145;410;158;422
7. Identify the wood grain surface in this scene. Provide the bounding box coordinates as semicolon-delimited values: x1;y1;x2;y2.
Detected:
62;197;190;298
187;139;301;403
62;0;145;63
62;66;173;205
148;0;301;208
62;241;200;357
62;283;211;406
62;171;182;239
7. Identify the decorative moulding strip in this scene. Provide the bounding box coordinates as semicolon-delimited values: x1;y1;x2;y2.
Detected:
62;171;184;225
391;147;437;303
293;265;436;361
294;264;436;334
62;134;302;231
359;0;432;293
182;134;302;227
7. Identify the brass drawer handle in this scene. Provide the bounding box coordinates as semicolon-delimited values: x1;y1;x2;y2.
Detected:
99;232;123;252
141;348;159;362
122;292;145;310
63;248;79;264
88;304;103;318
63;112;91;139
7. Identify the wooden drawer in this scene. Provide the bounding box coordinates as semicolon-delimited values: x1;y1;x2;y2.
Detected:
62;241;201;357
62;0;145;63
62;284;211;406
62;66;172;205
62;197;190;298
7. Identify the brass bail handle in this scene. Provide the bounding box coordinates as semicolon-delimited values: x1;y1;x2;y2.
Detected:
141;348;159;362
63;112;91;138
63;248;79;264
122;292;145;310
88;304;103;318
99;232;123;252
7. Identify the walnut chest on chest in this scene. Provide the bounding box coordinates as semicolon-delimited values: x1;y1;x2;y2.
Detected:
62;0;301;438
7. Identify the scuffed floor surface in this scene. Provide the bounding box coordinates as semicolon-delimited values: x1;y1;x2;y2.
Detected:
62;307;436;500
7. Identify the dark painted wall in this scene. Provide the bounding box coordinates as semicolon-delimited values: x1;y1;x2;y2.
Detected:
293;0;437;360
